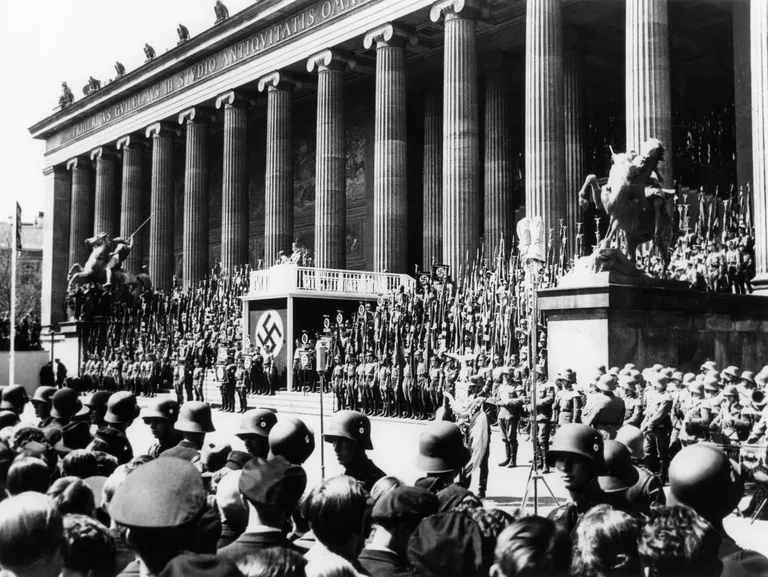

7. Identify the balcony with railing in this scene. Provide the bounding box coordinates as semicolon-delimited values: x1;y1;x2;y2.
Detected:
246;264;415;298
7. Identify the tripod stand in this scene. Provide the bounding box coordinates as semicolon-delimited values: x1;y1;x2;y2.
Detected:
519;260;560;515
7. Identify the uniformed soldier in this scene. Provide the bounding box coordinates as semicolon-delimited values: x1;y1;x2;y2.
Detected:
415;350;430;419
234;355;248;413
679;382;709;441
84;390;111;431
401;353;415;419
164;400;216;462
390;353;402;417
172;354;186;405
615;425;665;513
376;355;392;417
322;410;386;492
250;346;265;395
363;350;379;416
142;398;183;458
711;385;751;442
582;374;625;440
269;415;316;465
236;408;278;459
345;355;358;411
640;374;673;483
264;354;278;395
221;353;237;413
496;369;525;468
618;372;644;427
533;370;556;473
553;369;583;426
30;386;56;428
331;354;346;412
546;424;615;535
192;357;205;402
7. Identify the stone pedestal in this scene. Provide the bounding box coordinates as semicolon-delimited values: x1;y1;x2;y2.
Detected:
146;122;176;293
216;91;249;270
752;0;768;293
42;166;71;326
525;0;565;234
180;108;210;287
626;0;673;178
117;136;145;274
258;74;296;267
308;50;353;270
431;0;480;274
422;89;443;267
539;274;768;379
91;147;118;237
67;157;93;269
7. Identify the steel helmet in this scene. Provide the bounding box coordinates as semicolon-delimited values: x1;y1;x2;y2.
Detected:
322;410;373;450
174;401;215;434
237;409;278;438
615;425;645;460
269;416;315;464
415;421;470;474
547;424;607;474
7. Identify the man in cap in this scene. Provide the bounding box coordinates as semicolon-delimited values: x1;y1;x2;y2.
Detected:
582;374;625;440
711;385;751;442
109;457;211;575
668;444;768;575
236;409;277;459
615;425;665;513
84;391;111;431
30;386;57;428
217;456;307;562
640;374;673;482
143;399;183;458
54;420;94;454
358;486;439;577
322;410;385;492
721;365;740;386
268;415;315;465
164;401;215;462
0;385;29;416
496;369;525;468
546;423;615;534
553;369;582;426
618;372;644;427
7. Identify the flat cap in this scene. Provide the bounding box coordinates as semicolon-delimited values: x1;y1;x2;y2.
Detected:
372;486;438;523
238;456;307;510
109;457;205;528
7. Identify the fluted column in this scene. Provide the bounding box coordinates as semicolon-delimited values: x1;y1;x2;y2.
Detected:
145;122;176;293
626;0;673;179
752;0;768;291
67;157;93;269
734;0;753;195
308;50;354;269
423;89;443;267
41;165;71;326
431;0;481;274
258;73;296;266
179;107;211;287
90;147;118;237
525;0;565;233
484;60;512;256
216;91;249;270
116;135;146;274
364;24;416;273
564;47;586;257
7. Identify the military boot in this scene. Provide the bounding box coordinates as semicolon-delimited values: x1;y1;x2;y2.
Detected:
498;443;511;467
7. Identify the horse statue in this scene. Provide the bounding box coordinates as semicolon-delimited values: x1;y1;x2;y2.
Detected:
578;138;676;276
66;232;139;297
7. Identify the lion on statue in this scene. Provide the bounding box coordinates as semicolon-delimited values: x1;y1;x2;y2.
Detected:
578;138;677;277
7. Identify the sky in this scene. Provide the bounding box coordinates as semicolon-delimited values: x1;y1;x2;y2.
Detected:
0;0;255;222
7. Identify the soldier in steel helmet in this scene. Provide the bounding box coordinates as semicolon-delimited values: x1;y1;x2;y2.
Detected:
615;425;665;513
237;408;277;459
322;409;385;492
640;374;673;483
582;374;625;440
142;398;183;458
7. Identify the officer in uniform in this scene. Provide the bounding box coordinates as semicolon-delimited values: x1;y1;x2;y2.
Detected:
322;410;386;492
496;369;525;467
165;400;216;462
221;353;237;412
250;346;265;395
235;355;249;413
582;374;625;440
640;374;673;483
236;408;278;459
553;369;583;426
265;354;278;395
534;370;556;473
546;424;614;534
142;398;183;458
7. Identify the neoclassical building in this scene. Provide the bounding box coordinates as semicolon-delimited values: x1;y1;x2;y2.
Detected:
30;0;768;329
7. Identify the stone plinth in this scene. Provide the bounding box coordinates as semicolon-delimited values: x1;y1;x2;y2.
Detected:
538;273;768;379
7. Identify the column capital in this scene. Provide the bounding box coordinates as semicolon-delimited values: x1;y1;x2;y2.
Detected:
178;107;216;125
307;49;356;73
145;121;180;139
116;134;148;151
257;71;301;93
66;156;90;171
215;90;252;110
363;23;419;50
429;0;491;24
42;164;67;177
90;146;117;162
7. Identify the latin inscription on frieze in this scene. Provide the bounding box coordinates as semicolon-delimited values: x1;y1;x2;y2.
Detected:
49;0;373;150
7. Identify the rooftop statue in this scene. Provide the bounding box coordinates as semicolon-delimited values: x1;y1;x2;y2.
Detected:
115;61;126;77
177;23;190;44
67;232;138;296
58;82;74;108
578;138;677;277
144;42;156;61
214;0;229;23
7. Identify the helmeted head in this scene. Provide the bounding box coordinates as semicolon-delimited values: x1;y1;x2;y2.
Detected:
323;410;372;466
548;424;607;492
174;401;215;434
268;416;315;465
415;421;470;476
615;425;645;461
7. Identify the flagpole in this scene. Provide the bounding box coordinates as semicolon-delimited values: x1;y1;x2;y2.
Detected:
9;204;18;386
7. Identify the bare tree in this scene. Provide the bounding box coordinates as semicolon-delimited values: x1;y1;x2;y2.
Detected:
0;225;42;319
